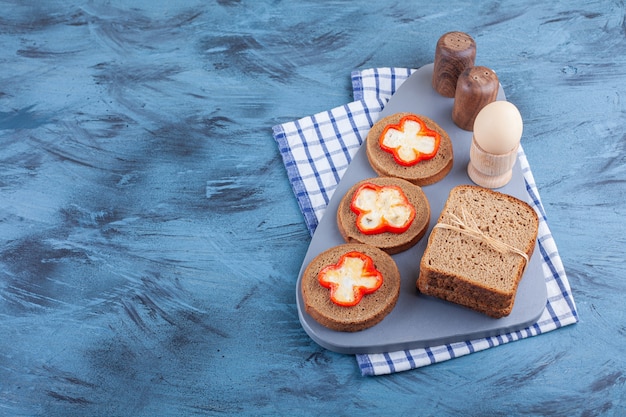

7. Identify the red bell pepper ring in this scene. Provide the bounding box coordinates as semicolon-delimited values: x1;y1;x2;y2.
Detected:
379;114;441;166
318;251;384;307
350;182;416;235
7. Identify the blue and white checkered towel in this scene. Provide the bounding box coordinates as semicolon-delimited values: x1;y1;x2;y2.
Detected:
273;68;579;376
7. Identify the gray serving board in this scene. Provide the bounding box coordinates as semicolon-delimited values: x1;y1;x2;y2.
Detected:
296;64;547;354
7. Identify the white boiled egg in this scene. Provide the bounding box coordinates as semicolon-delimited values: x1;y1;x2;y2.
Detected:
473;101;523;155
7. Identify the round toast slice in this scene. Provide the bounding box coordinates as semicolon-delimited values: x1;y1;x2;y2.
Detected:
337;177;430;254
301;243;400;332
366;112;453;186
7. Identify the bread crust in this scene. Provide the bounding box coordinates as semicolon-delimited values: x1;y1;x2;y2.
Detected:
337;177;430;254
416;185;539;318
366;112;454;186
302;243;400;332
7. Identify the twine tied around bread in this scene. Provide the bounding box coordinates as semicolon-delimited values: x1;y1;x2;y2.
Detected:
434;209;530;267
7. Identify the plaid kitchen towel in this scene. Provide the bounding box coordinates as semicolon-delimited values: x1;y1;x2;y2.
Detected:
273;67;579;376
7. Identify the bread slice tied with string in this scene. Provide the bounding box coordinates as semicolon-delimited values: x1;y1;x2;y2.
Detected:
416;185;539;318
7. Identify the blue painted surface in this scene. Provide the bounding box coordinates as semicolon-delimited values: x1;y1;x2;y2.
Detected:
0;0;624;415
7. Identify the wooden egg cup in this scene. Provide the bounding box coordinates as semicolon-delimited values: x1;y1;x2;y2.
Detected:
467;136;518;189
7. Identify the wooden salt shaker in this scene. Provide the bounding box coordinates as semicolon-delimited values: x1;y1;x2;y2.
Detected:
452;66;499;131
432;31;476;98
467;101;523;189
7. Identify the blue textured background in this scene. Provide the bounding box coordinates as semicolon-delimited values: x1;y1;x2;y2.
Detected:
0;1;624;415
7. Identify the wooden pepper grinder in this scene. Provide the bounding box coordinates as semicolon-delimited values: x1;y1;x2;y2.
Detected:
452;66;499;131
432;31;476;98
467;101;523;189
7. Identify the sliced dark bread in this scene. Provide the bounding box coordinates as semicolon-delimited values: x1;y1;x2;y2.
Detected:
302;243;400;332
337;177;430;254
366;112;453;186
417;185;539;318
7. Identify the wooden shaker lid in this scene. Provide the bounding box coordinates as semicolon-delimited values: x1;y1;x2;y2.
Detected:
452;66;499;131
432;32;476;98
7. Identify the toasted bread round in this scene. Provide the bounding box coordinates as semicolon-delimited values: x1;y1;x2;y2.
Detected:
337;177;430;254
366;112;453;186
301;243;400;332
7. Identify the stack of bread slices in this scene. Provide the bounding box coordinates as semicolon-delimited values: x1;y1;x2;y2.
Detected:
417;185;538;318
